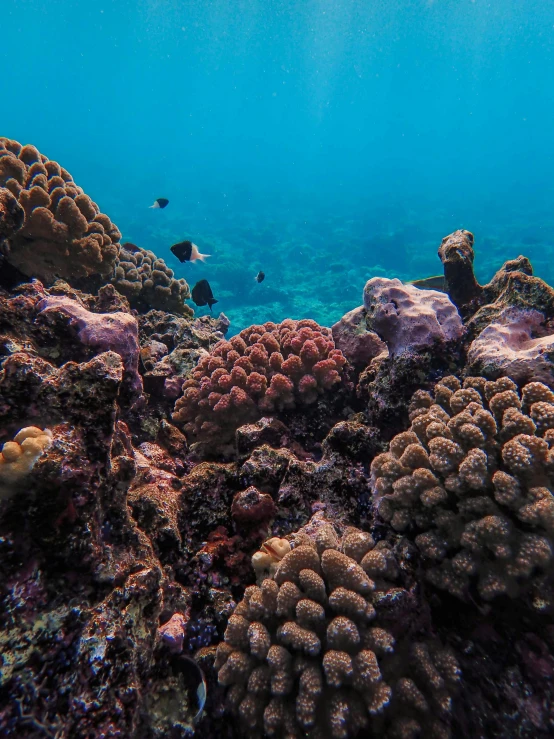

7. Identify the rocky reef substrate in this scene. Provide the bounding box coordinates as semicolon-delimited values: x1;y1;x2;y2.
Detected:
1;145;554;739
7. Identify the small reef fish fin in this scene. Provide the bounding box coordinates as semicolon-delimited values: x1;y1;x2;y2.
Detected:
406;275;446;292
190;244;211;262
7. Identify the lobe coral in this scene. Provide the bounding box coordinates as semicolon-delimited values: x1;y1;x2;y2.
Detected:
0;137;120;283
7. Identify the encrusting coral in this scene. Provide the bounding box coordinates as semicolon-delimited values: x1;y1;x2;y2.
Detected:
112;242;192;316
173;319;347;445
0;138;120;283
466;306;554;387
37;294;143;395
363;277;463;357
0;426;52;498
216;517;460;738
371;375;554;603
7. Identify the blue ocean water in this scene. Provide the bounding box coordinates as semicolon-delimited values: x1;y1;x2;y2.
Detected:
3;0;554;332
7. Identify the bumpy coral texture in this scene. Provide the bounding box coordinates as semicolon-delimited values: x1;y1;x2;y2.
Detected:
363;277;463;357
173;319;347;441
0;138;120;283
371;376;554;601
37;295;143;395
467;307;554;387
215;522;460;738
113;242;192;316
331;306;388;366
0;426;52;499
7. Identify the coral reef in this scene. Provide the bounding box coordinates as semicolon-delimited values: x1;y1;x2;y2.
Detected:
173;319;347;449
113;242;192;316
2;186;554;739
371;375;554;603
215;516;460;738
0;138;120;283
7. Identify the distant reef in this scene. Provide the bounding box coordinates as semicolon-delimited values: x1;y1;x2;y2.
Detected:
1;140;554;739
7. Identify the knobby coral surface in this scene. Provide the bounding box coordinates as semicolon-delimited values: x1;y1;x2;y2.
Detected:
371;375;554;603
173;319;347;445
0;426;52;499
467;307;554;387
37;294;142;395
363;277;463;357
113;242;192;316
216;518;460;738
0;138;120;283
0;187;24;245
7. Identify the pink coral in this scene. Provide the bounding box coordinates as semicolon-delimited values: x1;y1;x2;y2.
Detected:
331;306;388;366
467;307;554;387
363;277;463;356
173;319;347;444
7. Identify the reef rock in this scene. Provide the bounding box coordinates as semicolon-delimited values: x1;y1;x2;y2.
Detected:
438;230;554;336
37;294;142;395
363;277;464;357
331;305;388;366
467;307;554;387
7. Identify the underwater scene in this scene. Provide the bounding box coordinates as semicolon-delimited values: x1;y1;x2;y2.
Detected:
2;1;554;737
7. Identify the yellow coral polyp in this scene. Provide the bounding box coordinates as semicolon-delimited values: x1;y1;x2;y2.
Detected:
0;426;53;496
252;537;291;581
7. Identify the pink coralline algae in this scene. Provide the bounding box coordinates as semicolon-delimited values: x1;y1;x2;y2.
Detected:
158;612;188;653
363;277;464;356
331;305;388;366
172;319;347;443
467;307;554;387
37;294;142;395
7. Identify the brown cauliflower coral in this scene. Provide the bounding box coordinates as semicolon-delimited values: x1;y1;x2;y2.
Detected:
371;376;554;602
0;138;120;283
215;518;460;739
112;242;191;316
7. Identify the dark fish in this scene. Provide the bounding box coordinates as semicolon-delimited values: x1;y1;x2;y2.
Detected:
170;240;211;263
150;198;169;209
255;270;265;283
406;275;446;292
192;279;218;312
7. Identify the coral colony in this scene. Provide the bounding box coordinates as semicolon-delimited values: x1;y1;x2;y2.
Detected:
0;137;553;738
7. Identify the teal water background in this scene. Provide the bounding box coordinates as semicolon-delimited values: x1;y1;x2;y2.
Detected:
3;0;554;331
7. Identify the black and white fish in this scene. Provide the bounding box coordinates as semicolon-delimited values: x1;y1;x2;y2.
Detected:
171;240;210;263
149;198;169;209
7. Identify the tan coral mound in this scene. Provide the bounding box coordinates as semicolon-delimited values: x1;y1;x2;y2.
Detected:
371;376;554;601
216;520;460;738
0;138;121;283
113;242;192;316
0;426;53;499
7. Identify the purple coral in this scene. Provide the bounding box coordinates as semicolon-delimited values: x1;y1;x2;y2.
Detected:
363;277;463;356
37;295;142;395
